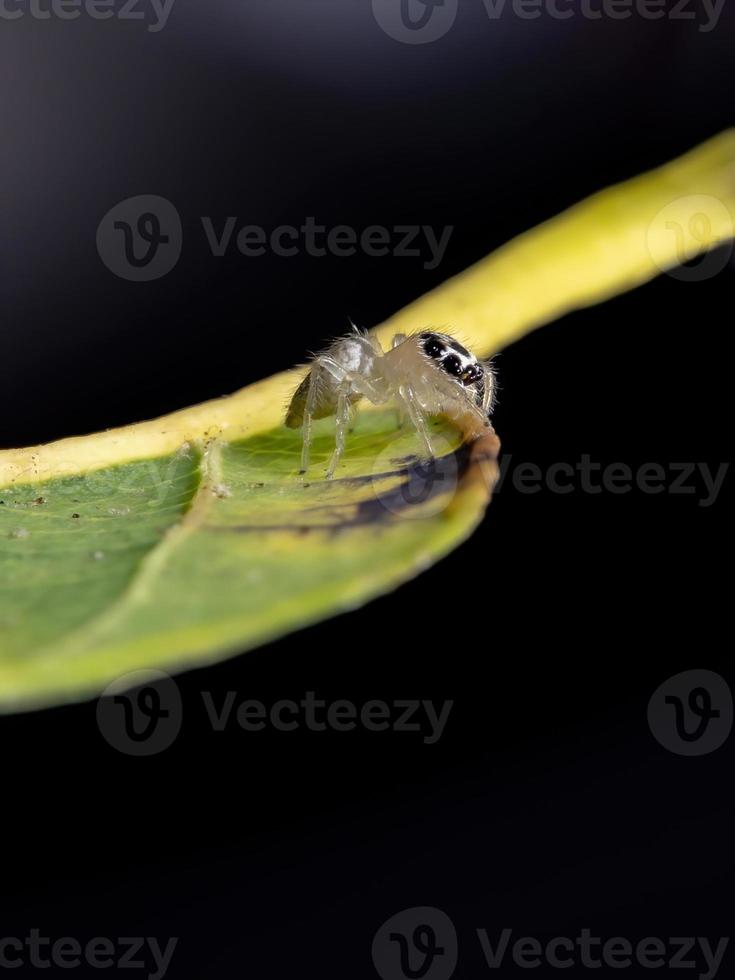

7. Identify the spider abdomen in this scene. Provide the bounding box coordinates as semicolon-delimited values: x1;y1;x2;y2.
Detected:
285;334;380;428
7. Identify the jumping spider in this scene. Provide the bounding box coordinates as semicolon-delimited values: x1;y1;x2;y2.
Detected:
285;327;496;479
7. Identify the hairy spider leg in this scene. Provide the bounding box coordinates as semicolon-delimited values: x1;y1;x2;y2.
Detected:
300;355;387;478
326;391;351;479
398;384;434;459
482;363;495;414
390;333;410;429
299;365;323;474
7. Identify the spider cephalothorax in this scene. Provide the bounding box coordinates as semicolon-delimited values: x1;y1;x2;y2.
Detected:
418;331;489;411
286;326;495;478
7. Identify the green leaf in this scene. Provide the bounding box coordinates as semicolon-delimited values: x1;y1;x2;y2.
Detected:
2;131;734;711
0;413;499;710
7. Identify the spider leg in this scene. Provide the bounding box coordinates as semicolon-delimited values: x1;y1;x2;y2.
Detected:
322;368;390;477
297;357;353;475
482;363;495;415
326;391;351;480
399;385;434;459
392;332;408;427
301;355;387;479
298;366;322;474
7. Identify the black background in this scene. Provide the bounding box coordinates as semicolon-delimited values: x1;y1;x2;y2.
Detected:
1;1;733;977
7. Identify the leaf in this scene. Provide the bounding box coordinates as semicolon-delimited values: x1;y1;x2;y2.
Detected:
1;414;499;710
2;131;734;711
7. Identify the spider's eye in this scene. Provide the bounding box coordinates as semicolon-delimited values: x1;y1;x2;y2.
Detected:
422;335;445;359
461;364;482;385
441;354;462;377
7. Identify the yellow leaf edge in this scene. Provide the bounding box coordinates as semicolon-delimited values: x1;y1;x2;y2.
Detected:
2;129;734;487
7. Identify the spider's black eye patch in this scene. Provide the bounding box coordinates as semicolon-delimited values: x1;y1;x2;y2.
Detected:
441;354;462;377
447;339;471;358
422;334;445;359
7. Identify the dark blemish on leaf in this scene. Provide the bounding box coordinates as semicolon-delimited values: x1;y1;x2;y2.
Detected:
35;497;46;505
207;443;480;535
315;465;408;488
72;513;81;519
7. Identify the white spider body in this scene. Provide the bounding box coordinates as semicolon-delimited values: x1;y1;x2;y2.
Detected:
286;328;495;478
